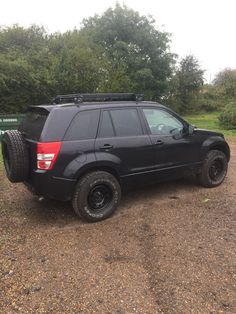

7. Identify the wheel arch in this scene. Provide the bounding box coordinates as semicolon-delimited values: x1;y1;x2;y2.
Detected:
75;164;121;184
209;142;230;161
201;137;230;162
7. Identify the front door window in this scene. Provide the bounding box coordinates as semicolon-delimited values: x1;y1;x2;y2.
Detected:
143;108;184;137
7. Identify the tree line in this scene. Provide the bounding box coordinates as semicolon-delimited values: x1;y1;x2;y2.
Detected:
0;4;235;120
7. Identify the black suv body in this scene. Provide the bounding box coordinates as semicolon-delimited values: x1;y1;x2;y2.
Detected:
2;93;230;222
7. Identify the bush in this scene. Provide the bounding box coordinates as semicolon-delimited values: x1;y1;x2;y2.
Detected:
196;101;217;112
219;103;236;129
165;97;185;114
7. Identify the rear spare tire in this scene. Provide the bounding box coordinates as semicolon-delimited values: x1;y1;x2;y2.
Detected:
2;130;29;182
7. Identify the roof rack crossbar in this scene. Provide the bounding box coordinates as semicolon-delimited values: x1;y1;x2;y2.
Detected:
52;93;143;104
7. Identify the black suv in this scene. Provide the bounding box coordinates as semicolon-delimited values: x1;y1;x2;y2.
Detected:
2;93;230;222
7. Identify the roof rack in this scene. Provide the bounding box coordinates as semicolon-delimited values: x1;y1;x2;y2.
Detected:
52;93;143;104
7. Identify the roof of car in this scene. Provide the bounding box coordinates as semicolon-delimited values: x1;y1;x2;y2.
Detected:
31;101;166;112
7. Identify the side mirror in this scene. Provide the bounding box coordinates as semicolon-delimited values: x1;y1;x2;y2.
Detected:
188;124;195;135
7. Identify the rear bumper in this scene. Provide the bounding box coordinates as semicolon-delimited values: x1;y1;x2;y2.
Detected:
24;170;76;201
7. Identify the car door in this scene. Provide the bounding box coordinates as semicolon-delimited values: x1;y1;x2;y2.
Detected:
141;107;201;174
60;109;101;178
95;108;155;177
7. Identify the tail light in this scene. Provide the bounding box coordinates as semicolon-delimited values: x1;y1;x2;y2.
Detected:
37;142;61;170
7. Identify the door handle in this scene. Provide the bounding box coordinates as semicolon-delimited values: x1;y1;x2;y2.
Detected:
100;144;113;150
154;140;164;145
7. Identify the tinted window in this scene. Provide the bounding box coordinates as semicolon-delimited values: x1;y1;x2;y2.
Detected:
143;108;183;136
65;109;99;140
110;109;142;136
99;111;115;138
19;108;49;141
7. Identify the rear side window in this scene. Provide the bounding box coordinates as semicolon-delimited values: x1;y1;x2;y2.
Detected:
64;109;100;141
110;109;143;136
19;108;49;141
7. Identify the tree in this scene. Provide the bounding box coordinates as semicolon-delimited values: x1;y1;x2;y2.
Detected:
0;25;55;113
176;55;204;96
49;31;109;95
0;6;177;113
0;26;108;113
170;55;204;112
213;68;236;99
81;4;176;98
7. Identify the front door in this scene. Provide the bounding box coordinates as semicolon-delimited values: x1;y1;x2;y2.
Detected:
141;107;201;175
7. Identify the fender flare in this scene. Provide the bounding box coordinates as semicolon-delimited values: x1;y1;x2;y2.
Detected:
201;136;230;161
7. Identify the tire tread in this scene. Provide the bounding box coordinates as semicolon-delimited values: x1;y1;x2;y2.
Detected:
198;149;227;188
2;130;29;182
72;171;121;222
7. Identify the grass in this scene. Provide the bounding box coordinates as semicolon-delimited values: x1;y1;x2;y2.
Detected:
184;111;236;137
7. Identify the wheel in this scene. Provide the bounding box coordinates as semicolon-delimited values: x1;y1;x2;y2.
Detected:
2;130;29;182
72;171;121;222
198;150;228;188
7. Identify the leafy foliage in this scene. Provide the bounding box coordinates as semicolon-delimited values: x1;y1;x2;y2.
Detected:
177;55;204;95
0;26;108;113
166;55;204;113
213;68;236;100
219;102;236;129
0;26;56;112
68;4;175;98
0;5;208;114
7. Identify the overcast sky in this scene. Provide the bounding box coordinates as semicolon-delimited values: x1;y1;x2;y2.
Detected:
1;0;236;81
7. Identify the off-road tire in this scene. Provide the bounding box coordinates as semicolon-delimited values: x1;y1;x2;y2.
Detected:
72;171;121;222
198;150;228;188
2;130;29;182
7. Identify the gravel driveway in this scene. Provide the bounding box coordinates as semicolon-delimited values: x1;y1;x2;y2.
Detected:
0;139;236;314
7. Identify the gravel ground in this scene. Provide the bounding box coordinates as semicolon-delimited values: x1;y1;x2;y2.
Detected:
0;139;236;314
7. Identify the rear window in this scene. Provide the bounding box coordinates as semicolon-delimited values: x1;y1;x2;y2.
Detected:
19;108;49;141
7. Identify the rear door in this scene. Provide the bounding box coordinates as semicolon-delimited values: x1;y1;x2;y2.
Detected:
95;108;154;177
59;109;100;178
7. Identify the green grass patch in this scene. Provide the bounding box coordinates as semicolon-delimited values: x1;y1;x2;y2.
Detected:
184;111;236;137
